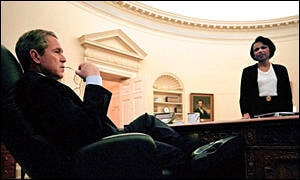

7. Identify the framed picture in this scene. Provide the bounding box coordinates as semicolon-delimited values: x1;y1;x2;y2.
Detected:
190;93;214;122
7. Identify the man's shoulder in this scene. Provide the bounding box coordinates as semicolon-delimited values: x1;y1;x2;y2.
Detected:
21;71;44;79
18;71;43;85
17;71;58;91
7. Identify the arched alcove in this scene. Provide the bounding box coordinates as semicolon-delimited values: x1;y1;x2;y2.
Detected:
153;72;184;90
153;72;185;123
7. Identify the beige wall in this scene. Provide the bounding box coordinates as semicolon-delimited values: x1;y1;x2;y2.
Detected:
1;1;299;122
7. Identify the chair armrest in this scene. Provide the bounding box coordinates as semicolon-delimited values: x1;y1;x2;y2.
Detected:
101;132;155;142
77;133;156;155
74;133;161;178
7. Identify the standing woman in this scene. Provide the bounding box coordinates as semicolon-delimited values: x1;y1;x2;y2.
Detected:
240;36;293;119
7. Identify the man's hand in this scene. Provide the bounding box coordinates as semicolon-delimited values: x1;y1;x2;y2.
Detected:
75;62;99;80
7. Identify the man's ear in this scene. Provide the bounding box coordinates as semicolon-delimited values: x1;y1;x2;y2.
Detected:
29;49;41;64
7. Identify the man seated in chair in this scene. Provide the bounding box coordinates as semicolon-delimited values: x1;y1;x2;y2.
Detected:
15;29;239;177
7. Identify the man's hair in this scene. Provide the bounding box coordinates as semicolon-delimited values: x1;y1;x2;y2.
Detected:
250;36;276;61
15;29;57;71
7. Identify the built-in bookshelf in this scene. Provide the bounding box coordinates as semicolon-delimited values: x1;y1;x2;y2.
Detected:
153;73;184;123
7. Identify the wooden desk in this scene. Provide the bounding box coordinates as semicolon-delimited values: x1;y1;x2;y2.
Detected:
170;115;299;179
1;144;16;179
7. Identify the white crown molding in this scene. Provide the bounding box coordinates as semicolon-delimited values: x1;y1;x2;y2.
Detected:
71;1;299;40
110;1;299;30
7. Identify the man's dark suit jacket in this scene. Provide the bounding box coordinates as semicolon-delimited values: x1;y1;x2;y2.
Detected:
239;63;293;117
16;71;119;153
194;108;210;119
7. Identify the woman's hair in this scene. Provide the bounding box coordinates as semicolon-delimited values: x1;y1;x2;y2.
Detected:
250;36;276;60
15;29;57;71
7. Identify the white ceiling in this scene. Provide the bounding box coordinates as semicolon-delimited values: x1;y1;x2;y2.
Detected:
139;1;299;21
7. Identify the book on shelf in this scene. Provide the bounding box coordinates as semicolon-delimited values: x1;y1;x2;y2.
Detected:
254;112;299;118
175;107;182;113
165;96;179;103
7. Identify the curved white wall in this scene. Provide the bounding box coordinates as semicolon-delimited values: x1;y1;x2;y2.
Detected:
1;1;298;122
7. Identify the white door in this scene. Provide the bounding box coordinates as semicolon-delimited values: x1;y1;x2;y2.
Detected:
102;80;122;128
120;77;146;126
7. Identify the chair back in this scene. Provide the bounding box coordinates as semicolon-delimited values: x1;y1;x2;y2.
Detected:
1;45;162;179
1;45;73;178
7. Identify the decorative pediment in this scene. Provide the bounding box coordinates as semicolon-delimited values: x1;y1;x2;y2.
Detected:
79;29;147;80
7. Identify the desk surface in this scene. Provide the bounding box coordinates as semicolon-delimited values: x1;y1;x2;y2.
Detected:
169;114;299;179
169;115;299;127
